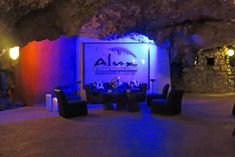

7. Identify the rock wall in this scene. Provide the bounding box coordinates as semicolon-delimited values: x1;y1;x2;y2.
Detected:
183;47;235;93
1;0;235;96
14;36;77;105
1;0;235;50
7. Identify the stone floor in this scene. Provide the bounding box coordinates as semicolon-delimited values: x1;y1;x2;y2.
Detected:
0;93;235;157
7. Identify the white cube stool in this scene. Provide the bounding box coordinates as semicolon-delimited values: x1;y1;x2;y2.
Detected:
53;97;58;112
46;94;53;112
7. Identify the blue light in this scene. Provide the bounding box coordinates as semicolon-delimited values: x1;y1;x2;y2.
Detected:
191;34;204;46
101;32;155;44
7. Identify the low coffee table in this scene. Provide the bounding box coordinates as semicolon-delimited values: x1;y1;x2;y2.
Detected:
102;92;115;110
116;94;127;110
126;92;139;112
102;90;126;110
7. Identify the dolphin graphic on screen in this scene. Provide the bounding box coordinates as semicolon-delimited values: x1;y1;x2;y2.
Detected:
109;47;136;58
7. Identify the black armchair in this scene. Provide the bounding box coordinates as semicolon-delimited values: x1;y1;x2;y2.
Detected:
54;89;88;118
232;103;235;116
150;90;184;115
146;84;170;106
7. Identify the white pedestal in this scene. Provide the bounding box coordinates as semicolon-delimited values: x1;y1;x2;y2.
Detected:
46;94;53;112
52;97;58;112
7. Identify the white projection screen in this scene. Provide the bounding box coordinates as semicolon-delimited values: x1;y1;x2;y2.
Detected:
83;42;150;87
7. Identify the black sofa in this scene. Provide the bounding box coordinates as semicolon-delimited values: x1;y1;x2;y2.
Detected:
84;82;147;104
54;89;88;118
150;90;184;115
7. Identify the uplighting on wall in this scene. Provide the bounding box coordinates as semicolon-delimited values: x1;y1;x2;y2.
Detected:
9;46;20;60
141;59;145;64
227;49;234;57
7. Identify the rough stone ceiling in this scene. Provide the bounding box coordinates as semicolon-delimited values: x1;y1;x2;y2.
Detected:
1;0;235;49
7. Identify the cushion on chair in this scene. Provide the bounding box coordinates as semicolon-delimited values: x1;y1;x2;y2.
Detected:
146;84;170;106
151;98;168;104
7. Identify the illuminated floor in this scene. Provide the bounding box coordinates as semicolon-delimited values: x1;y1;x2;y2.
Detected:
0;93;235;157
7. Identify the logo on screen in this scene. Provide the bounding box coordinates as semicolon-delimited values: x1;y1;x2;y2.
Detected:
93;47;138;74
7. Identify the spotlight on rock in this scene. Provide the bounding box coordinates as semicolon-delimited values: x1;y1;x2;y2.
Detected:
228;49;234;57
9;46;20;60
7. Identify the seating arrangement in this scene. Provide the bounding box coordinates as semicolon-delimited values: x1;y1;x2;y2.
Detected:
54;89;88;118
52;80;183;115
54;81;185;116
146;84;170;106
150;90;184;115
